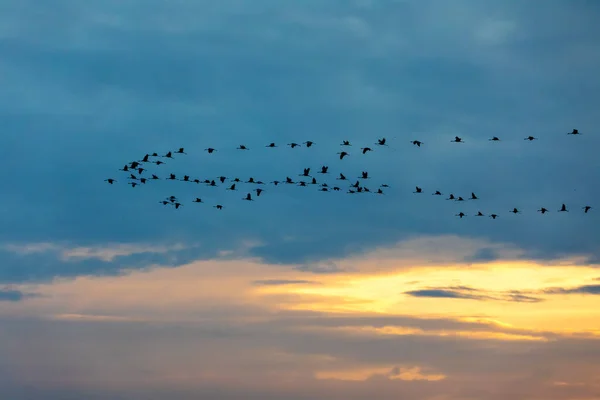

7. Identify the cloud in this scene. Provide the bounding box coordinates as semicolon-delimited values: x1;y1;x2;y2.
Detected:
543;284;600;295
0;287;40;302
404;286;543;303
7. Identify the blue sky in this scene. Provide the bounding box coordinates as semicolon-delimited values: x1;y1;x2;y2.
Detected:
1;1;600;399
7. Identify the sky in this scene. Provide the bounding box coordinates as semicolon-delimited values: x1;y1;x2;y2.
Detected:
1;0;600;398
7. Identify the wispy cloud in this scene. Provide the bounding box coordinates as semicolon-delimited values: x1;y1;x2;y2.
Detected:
2;241;189;262
0;287;41;302
404;286;543;303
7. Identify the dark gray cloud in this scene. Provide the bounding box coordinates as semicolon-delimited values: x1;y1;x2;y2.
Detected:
1;0;600;283
404;286;543;303
0;287;40;302
543;284;600;295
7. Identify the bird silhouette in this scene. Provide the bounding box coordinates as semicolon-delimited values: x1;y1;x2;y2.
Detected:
360;171;369;179
214;205;223;210
451;136;464;143
361;147;372;154
470;192;478;200
175;148;186;155
524;136;537;141
456;212;466;218
104;179;117;184
414;186;422;194
476;211;484;216
227;184;237;191
489;136;500;141
567;129;580;135
193;198;203;203
583;206;592;213
489;214;499;219
538;207;549;214
337;173;347;180
558;203;568;212
337;151;349;159
376;138;387;146
300;168;311;177
243;193;254;201
319;166;329;174
237;145;249;150
288;143;300;148
303;141;314;147
433;190;442;196
341;140;351;146
205;148;216;153
163;152;173;159
255;188;264;196
266;142;277;148
446;194;455;200
510;208;521;214
411;140;423;147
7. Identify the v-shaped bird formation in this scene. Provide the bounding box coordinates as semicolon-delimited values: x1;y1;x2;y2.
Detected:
104;131;593;217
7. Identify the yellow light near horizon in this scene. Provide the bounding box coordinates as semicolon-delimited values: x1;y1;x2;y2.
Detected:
254;261;600;334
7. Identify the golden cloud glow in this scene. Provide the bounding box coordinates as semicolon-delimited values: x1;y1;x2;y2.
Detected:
2;236;600;398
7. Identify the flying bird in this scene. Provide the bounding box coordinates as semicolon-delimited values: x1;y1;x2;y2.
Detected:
470;192;478;200
361;147;372;154
456;212;466;218
214;205;223;210
411;140;423;147
175;148;186;155
558;203;568;212
433;190;442;196
583;206;592;213
360;171;369;179
104;179;116;184
163;152;173;159
341;140;351;146
337;151;349;160
337;173;347;180
303;141;314;147
237;145;249;150
243;193;254;201
489;136;500;141
266;142;277;148
205;148;216;153
524;136;537;141
451;136;464;143
300;168;311;177
510;208;521;214
489;214;499;219
319;166;329;174
414;186;422;194
567;129;580;135
538;207;549;214
193;198;203;203
476;211;484;216
288;143;300;148
376;138;387;146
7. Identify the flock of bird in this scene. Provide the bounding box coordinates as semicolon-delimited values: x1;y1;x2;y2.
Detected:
104;131;593;217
